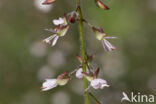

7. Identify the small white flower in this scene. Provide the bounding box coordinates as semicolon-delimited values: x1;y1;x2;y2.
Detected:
43;24;69;46
90;78;109;89
41;79;58;91
76;68;83;79
44;15;69;47
92;26;116;52
102;38;116;52
53;17;65;25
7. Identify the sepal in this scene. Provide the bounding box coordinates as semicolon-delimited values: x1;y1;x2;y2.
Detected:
57;72;70;86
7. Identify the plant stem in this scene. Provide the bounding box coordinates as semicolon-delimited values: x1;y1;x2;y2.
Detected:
89;92;102;104
77;0;90;104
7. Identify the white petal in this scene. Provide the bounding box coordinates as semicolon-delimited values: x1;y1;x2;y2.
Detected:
76;68;83;79
52;36;59;46
102;39;116;52
43;34;56;44
90;78;109;89
42;79;58;91
53;17;64;25
45;28;56;33
104;36;117;39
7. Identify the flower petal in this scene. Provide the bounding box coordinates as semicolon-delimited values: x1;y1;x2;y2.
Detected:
52;36;59;46
76;68;83;79
104;36;117;39
44;28;56;33
53;17;65;25
41;79;58;91
43;34;56;44
102;39;116;52
90;78;109;89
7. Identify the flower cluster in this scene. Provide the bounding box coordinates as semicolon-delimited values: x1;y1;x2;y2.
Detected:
43;13;116;51
41;0;117;103
41;54;109;91
43;11;79;47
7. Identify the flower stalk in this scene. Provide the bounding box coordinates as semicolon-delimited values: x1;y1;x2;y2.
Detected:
89;92;102;104
77;0;90;104
41;0;116;103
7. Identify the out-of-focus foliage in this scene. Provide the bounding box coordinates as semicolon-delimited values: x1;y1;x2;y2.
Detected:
0;0;156;104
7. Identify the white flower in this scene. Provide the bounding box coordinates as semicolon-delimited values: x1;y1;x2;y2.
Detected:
102;37;116;52
41;79;58;91
76;68;83;79
43;24;69;46
53;17;65;25
92;26;116;52
44;15;70;46
43;34;59;46
90;78;109;89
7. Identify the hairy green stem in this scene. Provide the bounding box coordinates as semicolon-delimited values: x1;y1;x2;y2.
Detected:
77;0;90;104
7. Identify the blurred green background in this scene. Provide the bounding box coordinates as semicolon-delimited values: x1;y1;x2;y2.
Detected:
0;0;156;104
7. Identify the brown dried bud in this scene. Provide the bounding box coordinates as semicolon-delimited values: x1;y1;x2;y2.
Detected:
92;26;104;33
42;0;55;5
95;0;110;10
77;55;82;63
69;12;79;23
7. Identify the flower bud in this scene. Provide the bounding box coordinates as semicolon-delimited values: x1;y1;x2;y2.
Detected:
41;79;58;91
68;11;79;23
42;0;55;5
76;55;82;63
95;0;110;10
57;72;70;86
90;78;109;89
